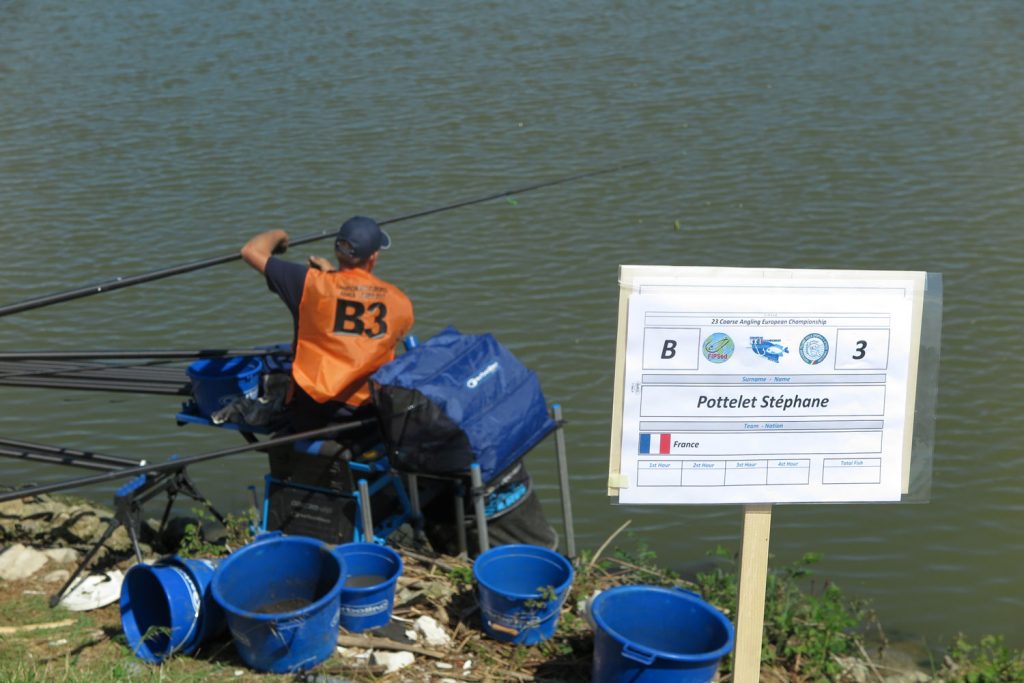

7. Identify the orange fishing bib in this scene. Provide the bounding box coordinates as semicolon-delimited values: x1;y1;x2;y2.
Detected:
292;268;413;406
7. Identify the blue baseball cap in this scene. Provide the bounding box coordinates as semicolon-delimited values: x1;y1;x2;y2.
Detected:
336;215;391;259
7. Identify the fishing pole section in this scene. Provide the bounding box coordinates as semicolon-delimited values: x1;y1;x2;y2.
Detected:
0;346;288;395
0;159;649;319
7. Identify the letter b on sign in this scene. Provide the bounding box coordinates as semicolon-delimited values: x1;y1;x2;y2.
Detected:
643;328;699;370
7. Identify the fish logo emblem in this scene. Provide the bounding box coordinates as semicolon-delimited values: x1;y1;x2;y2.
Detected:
750;337;788;363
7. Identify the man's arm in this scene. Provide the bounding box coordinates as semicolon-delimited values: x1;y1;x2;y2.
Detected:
241;230;289;274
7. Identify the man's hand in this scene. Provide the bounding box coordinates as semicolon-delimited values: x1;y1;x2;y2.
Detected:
308;255;335;272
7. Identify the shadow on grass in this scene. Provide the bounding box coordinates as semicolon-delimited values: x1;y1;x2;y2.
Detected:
531;633;594;682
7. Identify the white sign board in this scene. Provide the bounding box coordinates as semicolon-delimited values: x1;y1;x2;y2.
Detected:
609;266;926;505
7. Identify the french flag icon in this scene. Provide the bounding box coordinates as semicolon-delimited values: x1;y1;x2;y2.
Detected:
639;433;672;454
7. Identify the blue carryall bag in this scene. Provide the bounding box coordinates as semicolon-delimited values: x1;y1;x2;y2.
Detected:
370;327;556;484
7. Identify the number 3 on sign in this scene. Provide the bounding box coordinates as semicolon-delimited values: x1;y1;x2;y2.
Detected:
835;329;891;370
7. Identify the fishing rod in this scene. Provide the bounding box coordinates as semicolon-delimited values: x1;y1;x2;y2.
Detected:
0;358;183;380
0;159;649;319
0;376;188;395
0;359;190;395
0;347;289;362
0;437;143;470
0;359;184;376
0;446;127;472
0;420;371;504
0;347;289;393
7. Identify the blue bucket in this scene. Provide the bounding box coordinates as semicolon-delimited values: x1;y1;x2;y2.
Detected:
473;544;574;645
120;556;223;663
186;356;263;418
164;556;227;646
590;586;735;683
332;543;403;633
211;535;347;673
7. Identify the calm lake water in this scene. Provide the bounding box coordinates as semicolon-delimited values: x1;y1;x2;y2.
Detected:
2;0;1022;652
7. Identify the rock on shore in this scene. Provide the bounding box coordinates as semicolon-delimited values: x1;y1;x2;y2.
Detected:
0;493;154;574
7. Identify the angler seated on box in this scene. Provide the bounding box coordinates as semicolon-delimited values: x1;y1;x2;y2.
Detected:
240;216;414;443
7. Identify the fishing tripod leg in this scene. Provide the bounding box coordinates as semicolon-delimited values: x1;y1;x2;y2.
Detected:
49;519;122;608
49;475;155;607
171;469;227;527
157;488;176;536
123;500;145;563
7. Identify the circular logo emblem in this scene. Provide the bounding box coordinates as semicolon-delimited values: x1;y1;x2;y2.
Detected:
702;333;735;364
799;333;829;365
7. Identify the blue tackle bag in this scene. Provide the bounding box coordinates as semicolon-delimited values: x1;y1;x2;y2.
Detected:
370;327;556;483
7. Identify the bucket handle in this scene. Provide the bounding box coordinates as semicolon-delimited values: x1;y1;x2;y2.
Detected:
487;622;519;637
622;643;658;666
270;618;305;646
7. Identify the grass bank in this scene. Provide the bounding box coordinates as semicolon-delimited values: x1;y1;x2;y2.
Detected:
1;518;1021;682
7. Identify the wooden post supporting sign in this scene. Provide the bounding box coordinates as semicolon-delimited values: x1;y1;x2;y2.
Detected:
734;504;773;682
